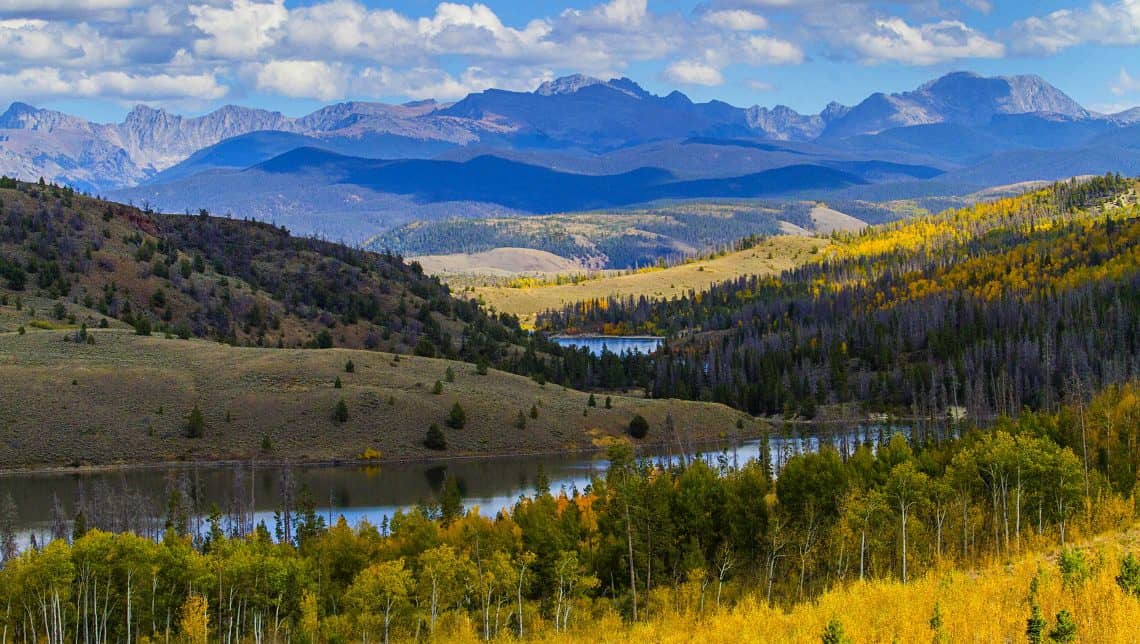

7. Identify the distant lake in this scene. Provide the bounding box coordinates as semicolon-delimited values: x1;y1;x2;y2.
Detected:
551;335;663;356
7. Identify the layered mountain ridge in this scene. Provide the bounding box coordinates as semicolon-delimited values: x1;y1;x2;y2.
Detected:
3;71;1133;194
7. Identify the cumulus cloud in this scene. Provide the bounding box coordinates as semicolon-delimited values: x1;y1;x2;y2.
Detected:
246;60;347;100
664;60;725;86
0;67;226;101
703;9;769;31
0;0;1024;107
852;17;1004;64
189;0;288;60
1011;0;1140;55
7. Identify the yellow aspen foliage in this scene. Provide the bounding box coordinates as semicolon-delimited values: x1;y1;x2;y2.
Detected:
178;594;209;644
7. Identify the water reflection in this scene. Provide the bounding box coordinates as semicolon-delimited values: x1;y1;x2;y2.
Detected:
0;424;911;548
551;335;663;356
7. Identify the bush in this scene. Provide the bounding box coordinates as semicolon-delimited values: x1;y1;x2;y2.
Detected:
821;618;852;644
260;434;273;452
334;398;349;423
187;405;205;439
445;366;455;382
344;359;355;373
605;396;613;409
588;393;597;407
424;423;447;450
530;404;539;419
432;380;443;395
475;359;489;376
134;317;151;336
334;376;342;389
515;410;527;429
1058;548;1090;589
446;402;466;429
629;414;649;439
17;326;25;336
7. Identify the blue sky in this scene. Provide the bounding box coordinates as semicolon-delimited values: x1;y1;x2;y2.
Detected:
0;0;1137;121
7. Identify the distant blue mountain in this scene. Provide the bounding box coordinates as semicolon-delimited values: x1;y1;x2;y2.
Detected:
251;147;865;213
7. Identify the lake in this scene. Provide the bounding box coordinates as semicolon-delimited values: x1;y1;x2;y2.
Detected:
551;335;663;356
0;424;896;548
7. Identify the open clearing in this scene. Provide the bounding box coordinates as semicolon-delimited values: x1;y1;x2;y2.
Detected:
0;329;754;469
471;235;826;326
809;205;867;234
412;248;586;276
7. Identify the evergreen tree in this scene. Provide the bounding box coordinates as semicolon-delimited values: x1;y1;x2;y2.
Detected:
345;359;355;373
1117;553;1140;597
424;423;447;450
629;414;649;439
334;398;349;423
187;404;205;438
821;618;852;644
515;410;527;429
446;402;466;429
605;396;613;409
1048;610;1076;643
334;376;342;389
530;404;539;419
445;366;455;382
588;393;597;407
1026;604;1047;644
433;380;443;395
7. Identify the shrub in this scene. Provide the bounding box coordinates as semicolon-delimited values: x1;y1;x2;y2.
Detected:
530;404;539;419
432;380;443;395
515;410;527;429
424;423;447;450
475;359;489;376
344;359;355;373
334;398;349;423
588;393;597;407
445;366;455;382
446;402;466;429
605;396;613;409
334;376;342;389
629;414;649;439
17;326;25;335
260;434;273;452
134;317;151;336
187;405;205;439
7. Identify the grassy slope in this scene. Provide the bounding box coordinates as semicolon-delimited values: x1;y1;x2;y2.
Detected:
472;235;826;326
0;328;753;470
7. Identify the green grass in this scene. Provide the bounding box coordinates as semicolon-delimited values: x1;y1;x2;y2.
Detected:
0;329;756;469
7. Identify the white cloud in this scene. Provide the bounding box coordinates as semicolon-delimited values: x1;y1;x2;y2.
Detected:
1011;0;1140;55
743;35;805;64
189;0;287;60
0;67;226;101
1113;68;1140;96
704;10;769;31
852;17;1004;64
247;60;347;100
664;59;724;86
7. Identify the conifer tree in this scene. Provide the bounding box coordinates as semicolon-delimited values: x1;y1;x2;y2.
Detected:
425;423;447;450
334;397;349;423
187;404;205;438
447;402;466;429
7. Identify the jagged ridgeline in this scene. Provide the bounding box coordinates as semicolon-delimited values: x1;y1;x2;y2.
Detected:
0;177;528;364
539;174;1139;419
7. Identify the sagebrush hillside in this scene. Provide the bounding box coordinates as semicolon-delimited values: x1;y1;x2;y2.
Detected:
0;329;751;469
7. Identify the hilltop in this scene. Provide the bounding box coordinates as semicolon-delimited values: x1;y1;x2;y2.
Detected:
0;178;527;364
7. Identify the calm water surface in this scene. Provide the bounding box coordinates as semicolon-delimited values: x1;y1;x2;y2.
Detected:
551;335;663;356
1;425;897;547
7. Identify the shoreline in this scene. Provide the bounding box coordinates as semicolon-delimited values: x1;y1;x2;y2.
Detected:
0;427;769;477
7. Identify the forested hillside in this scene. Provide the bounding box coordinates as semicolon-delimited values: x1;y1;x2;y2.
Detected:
539;175;1140;419
0;177;530;366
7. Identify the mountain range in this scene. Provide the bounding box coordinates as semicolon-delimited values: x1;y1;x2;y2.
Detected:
1;71;1138;241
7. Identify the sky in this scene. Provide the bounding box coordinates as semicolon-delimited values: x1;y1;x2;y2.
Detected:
0;0;1138;122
